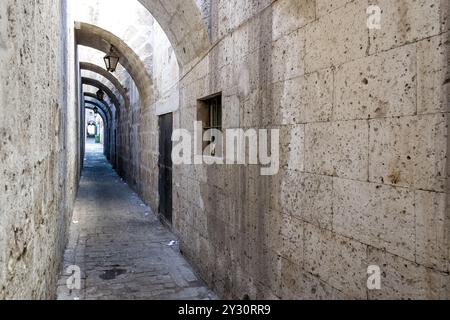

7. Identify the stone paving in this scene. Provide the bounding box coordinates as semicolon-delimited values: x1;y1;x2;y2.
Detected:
57;140;216;300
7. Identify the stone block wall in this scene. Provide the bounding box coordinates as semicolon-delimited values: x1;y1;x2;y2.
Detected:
0;0;79;299
70;0;449;300
171;0;450;299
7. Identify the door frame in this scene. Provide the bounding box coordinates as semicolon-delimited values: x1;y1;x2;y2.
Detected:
158;112;173;226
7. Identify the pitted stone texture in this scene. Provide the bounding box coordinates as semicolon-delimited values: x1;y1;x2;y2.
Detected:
272;0;316;41
367;247;449;300
57;142;216;300
415;190;449;272
304;224;368;299
316;0;353;17
273;68;333;124
335;44;416;120
167;0;450;300
280;125;305;172
368;0;443;55
272;29;306;83
333;178;415;261
0;0;77;299
417;33;449;114
369;114;448;192
280;258;350;300
304;0;368;72
280;214;304;267
70;0;450;301
442;0;450;32
305;120;369;181
278;170;333;230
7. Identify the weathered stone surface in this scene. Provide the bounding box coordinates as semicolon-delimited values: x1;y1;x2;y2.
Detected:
304;0;368;72
0;0;78;299
316;0;353;17
222;94;240;129
333;178;415;260
70;0;450;301
304;224;368;299
417;33;449;114
272;29;306;83
369;0;442;54
335;44;416;120
442;0;450;32
136;0;210;68
280;258;349;300
272;0;316;41
279;170;333;230
415;190;449;272
305;120;369;181
280;214;304;267
273;68;333;124
2;0;449;301
367;247;449;300
369;114;448;192
280;125;305;172
261;209;283;254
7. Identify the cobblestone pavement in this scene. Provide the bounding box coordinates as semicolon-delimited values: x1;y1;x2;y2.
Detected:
57;140;216;300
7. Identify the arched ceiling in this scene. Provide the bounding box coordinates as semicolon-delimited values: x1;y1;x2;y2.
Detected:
80;62;129;109
76;22;152;108
84;95;113;120
85;103;108;127
82;77;122;113
85;93;114;114
136;0;210;67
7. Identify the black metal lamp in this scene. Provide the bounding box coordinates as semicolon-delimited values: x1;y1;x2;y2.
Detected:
96;89;104;101
104;45;120;72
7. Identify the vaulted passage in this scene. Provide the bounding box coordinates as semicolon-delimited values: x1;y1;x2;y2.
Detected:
1;0;449;300
57;140;215;300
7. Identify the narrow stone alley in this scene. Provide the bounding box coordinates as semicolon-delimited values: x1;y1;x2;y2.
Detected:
57;140;216;300
1;0;449;301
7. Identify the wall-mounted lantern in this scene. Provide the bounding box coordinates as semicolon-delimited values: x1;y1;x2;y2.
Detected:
96;89;104;101
104;45;120;73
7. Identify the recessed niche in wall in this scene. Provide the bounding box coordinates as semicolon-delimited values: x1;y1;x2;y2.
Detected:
197;93;222;157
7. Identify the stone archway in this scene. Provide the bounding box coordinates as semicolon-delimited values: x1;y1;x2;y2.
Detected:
82;77;122;114
84;93;114;120
85;103;108;136
86;103;107;122
85;99;112;123
75;22;153;108
85;101;113;160
80;62;130;110
85;96;118;167
136;0;211;68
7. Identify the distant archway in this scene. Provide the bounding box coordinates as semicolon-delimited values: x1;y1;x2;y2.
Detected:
75;22;153;108
85;102;110;158
85;104;108;130
82;77;122;114
85;99;112;122
80;62;130;110
84;93;114;119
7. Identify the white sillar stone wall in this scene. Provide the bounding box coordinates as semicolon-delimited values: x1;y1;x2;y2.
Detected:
172;0;450;299
0;0;79;299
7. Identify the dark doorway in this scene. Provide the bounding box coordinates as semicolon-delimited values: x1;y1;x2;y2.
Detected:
158;113;173;224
